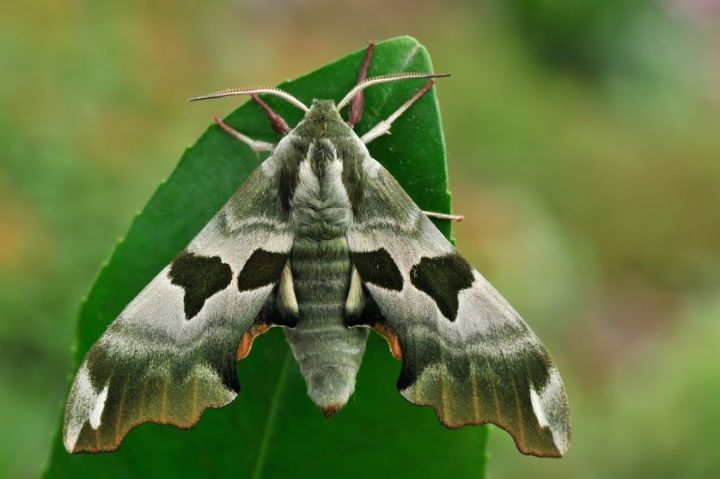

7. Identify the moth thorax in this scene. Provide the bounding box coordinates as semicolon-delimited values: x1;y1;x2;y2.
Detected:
290;139;352;236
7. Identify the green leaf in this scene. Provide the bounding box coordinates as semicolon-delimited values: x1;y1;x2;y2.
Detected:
44;36;487;479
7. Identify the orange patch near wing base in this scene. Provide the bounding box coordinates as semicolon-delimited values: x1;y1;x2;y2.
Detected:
236;323;270;360
372;323;403;360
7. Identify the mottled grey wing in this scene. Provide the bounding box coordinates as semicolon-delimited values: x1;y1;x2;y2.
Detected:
347;157;570;457
63;162;292;453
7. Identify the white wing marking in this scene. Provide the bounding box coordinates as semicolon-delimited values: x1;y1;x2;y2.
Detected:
89;382;110;429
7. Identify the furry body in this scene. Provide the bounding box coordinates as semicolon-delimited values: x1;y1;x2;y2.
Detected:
281;109;371;410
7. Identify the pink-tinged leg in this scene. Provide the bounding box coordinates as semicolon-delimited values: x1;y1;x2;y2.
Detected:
251;94;290;135
214;116;275;154
347;41;376;127
360;80;435;144
423;211;464;222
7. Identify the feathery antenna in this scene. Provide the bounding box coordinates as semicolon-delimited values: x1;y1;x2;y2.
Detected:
336;72;450;111
190;86;309;113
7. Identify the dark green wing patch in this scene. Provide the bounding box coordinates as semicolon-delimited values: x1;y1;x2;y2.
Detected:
396;327;562;456
70;338;240;453
351;249;403;291
409;253;474;321
237;249;288;291
169;252;233;319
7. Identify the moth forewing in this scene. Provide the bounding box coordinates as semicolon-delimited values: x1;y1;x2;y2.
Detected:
346;159;571;457
62;160;294;453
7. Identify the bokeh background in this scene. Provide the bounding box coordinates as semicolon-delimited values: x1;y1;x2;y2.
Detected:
2;1;719;478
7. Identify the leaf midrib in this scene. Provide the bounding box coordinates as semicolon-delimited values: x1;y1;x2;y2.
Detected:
250;350;291;479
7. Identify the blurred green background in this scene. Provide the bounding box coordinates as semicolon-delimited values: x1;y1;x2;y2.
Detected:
1;1;719;478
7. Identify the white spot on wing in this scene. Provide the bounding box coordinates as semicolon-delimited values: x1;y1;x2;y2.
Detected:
63;365;98;452
530;387;549;427
534;368;570;455
89;382;109;429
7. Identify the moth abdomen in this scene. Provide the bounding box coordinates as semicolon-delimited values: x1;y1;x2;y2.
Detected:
286;236;369;414
284;311;368;414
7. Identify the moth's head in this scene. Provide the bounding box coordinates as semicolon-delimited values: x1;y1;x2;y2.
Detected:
189;73;449;125
305;99;342;121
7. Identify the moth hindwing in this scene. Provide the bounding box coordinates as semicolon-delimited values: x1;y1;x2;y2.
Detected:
63;42;570;459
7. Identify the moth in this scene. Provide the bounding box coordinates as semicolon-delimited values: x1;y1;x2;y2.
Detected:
63;43;570;458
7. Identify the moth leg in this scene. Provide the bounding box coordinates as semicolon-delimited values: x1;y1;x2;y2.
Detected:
348;41;376;127
360;80;435;144
423;210;464;222
214;116;275;154
251;94;291;135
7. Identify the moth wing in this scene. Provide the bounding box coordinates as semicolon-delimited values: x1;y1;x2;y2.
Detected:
63;162;292;453
347;157;570;457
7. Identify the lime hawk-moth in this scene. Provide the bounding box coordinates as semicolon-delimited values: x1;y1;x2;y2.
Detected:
63;42;570;458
